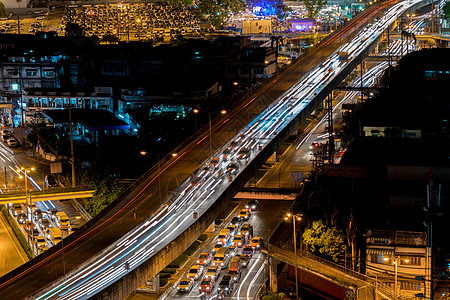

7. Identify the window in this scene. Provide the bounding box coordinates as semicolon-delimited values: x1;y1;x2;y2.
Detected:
26;70;37;76
401;256;421;266
371;254;389;264
424;70;436;79
6;69;18;76
400;281;421;290
43;70;53;77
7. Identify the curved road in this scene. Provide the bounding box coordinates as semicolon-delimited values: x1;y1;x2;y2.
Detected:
0;1;408;298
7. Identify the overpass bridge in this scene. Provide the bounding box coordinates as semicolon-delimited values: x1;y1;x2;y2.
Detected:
0;1;429;299
267;245;395;300
0;188;95;204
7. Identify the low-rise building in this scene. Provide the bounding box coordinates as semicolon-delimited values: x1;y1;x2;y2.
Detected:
365;229;431;299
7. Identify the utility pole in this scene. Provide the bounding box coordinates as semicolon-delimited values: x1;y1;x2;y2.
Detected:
327;94;334;164
69;106;76;188
17;17;20;34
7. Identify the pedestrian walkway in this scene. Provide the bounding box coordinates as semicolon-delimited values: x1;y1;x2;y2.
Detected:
268;245;395;300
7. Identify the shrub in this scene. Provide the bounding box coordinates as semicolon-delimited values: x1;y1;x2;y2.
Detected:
184;241;200;256
167;253;189;269
158;273;171;279
159;278;168;287
198;233;208;242
161;268;176;274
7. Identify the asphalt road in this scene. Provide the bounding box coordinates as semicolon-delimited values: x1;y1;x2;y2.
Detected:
0;2;398;298
169;199;292;300
0;213;27;277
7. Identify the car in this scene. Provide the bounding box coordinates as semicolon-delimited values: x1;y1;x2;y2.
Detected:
250;237;264;250
16;213;27;224
39;218;50;230
212;243;223;254
239;223;253;238
69;224;79;234
237;148;250;160
177;279;193;293
227;245;238;257
229;270;241;283
31;228;39;236
12;203;22;216
199;277;215;293
222;147;232;161
23;220;35;231
1;129;10;136
1;134;10;142
45;175;59;188
217;275;234;295
205;266;221;280
246;200;259;211
187;265;204;280
239;254;250;268
239;209;251;221
35;235;46;248
230;216;242;227
209;157;220;169
7;138;17;147
242;246;254;258
226;162;239;175
226;224;237;236
197;252;213;265
233;235;246;247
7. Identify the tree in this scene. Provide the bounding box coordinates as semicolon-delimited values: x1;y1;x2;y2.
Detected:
302;219;347;262
170;0;246;28
101;33;120;44
304;0;327;19
444;2;450;19
85;179;127;217
0;2;6;18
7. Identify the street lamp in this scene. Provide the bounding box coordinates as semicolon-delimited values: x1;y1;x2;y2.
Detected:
384;256;409;299
284;212;303;300
17;167;35;251
193;108;226;157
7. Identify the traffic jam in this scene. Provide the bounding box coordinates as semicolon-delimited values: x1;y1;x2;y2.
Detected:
176;199;263;299
7;201;78;256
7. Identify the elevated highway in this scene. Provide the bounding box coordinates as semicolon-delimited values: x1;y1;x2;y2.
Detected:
0;189;95;204
0;1;427;299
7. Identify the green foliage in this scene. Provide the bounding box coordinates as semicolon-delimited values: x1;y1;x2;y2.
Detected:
302;219;347;262
259;288;285;300
161;267;177;274
167;253;189;268
304;0;327;19
444;2;450;18
276;5;292;22
184;241;201;256
159;278;168;287
0;205;33;259
0;2;6;18
171;0;246;28
85;179;127;217
158;272;172;279
198;233;208;242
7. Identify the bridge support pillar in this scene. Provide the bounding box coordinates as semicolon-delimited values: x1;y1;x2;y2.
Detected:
269;257;280;293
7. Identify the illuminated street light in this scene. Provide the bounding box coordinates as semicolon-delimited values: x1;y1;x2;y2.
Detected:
285;212;303;300
17;166;35;254
384;256;409;298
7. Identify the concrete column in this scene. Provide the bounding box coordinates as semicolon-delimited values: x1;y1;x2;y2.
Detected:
269;256;279;293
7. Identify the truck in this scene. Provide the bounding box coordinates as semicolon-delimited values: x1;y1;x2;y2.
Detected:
48;227;62;245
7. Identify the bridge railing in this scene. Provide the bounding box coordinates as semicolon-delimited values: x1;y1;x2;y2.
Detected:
0;184;95;199
269;244;395;299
